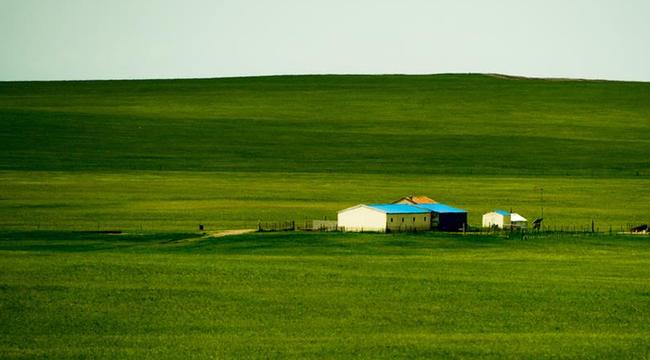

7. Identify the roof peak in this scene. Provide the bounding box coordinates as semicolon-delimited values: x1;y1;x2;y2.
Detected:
392;195;437;204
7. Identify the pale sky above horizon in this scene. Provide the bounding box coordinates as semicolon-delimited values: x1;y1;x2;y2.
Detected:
1;0;649;81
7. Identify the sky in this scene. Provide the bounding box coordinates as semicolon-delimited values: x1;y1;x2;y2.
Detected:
1;0;649;81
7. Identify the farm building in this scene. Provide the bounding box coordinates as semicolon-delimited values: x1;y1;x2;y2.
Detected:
393;195;437;204
337;204;430;233
482;210;528;229
510;213;528;229
337;202;467;232
415;203;468;231
482;210;511;229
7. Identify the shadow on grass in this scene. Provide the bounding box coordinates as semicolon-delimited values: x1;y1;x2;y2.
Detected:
1;230;645;255
178;231;508;256
0;231;197;253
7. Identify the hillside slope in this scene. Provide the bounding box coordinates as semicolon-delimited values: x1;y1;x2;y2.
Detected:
0;75;648;230
1;74;648;177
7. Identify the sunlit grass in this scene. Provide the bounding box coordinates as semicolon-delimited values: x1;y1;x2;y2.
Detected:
1;231;649;358
0;171;646;231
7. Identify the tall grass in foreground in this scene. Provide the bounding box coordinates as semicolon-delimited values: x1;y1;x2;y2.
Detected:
1;231;649;359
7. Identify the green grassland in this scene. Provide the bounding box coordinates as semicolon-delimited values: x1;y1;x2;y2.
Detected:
1;74;649;358
1;171;647;232
1;74;649;176
1;231;649;359
1;74;649;230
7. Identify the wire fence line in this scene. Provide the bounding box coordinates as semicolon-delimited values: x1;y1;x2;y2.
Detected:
2;219;647;236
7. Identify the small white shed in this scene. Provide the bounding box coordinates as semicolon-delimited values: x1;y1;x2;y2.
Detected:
337;204;430;233
510;213;528;229
483;210;528;229
482;210;511;229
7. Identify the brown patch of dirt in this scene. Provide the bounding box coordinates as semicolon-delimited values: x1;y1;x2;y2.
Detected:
205;229;256;238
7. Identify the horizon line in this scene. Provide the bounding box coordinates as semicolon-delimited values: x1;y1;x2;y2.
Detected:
1;72;649;84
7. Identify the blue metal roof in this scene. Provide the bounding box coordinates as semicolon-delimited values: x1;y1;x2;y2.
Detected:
495;210;510;216
368;204;429;214
415;203;467;214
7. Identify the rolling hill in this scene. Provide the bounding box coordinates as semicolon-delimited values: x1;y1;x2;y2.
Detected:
2;74;649;175
1;74;648;230
1;74;650;359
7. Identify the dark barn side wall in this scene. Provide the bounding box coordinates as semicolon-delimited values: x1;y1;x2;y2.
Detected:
436;212;468;232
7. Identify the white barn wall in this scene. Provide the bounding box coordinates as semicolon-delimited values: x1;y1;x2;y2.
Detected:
338;206;386;232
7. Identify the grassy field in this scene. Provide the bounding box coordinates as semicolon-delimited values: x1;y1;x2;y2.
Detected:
0;74;649;230
1;74;649;358
1;74;649;176
0;171;647;232
1;231;649;359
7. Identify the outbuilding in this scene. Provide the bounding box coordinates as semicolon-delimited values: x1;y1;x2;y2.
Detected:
482;210;528;229
337;204;430;233
482;210;511;229
510;213;528;229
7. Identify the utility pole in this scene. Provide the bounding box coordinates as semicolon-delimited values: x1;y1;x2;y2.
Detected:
539;188;544;219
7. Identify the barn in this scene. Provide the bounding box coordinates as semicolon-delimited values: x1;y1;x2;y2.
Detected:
482;210;511;229
337;204;430;232
338;202;467;233
393;195;437;204
415;203;468;231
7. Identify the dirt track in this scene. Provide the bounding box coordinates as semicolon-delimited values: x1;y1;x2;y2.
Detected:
205;229;256;238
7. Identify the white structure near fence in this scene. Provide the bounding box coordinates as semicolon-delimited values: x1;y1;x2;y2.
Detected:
482;210;511;229
482;210;528;229
510;213;528;229
337;204;430;232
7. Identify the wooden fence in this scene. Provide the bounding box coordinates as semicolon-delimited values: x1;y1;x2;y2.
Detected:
302;220;338;232
257;220;295;232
